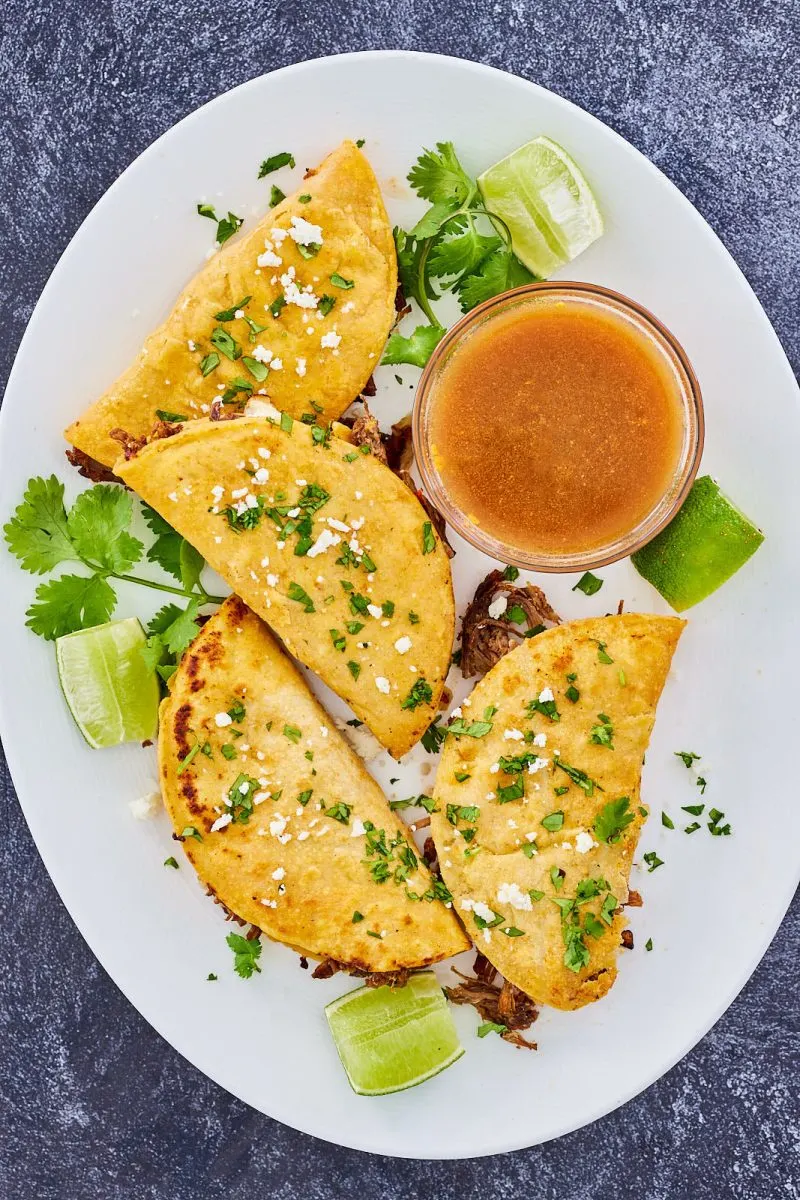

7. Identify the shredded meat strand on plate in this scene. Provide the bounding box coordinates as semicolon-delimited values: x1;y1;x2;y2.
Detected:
459;569;560;678
360;373;377;398
445;968;538;1050
626;889;644;908
621;929;634;950
65;446;123;483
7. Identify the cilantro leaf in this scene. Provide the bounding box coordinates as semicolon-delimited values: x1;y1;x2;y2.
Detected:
394;227;440;310
407;142;475;205
161;600;201;656
26;573;116;639
410;198;463;240
258;152;295;177
381;324;446;368
455;248;534;313
142;504;196;585
428;222;501;279
226;932;263;978
179;541;204;594
3;475;80;574
66;486;143;573
593;796;634;844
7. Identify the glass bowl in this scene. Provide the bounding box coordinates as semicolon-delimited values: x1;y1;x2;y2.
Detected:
412;281;704;573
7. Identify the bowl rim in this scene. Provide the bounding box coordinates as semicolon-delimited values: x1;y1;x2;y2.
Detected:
412;279;706;573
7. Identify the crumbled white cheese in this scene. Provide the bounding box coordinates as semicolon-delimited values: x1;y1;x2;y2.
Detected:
288;215;323;246
254;467;269;484
503;728;525;741
497;881;533;910
487;594;508;619
538;686;554;703
532;732;548;748
210;813;232;833
320;328;341;350
351;819;366;838
394;636;412;654
527;757;550;773
326;517;351;533
295;357;307;377
375;676;391;694
367;603;383;619
306;528;341;558
271;867;286;881
251;344;273;364
129;792;160;820
575;831;598;854
460;898;496;923
269;814;288;837
214;712;233;728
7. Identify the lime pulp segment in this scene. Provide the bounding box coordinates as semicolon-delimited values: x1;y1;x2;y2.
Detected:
56;617;160;748
631;476;764;611
325;972;464;1096
478;135;604;277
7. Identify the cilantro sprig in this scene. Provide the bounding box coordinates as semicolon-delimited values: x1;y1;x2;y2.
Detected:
383;142;533;368
4;476;224;641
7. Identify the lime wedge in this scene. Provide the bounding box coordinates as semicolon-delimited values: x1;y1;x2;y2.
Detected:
478;135;604;277
56;617;160;748
631;476;764;611
325;972;463;1096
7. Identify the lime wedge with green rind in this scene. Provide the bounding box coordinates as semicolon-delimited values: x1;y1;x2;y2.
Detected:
631;476;764;611
56;617;159;748
325;971;464;1096
478;135;604;277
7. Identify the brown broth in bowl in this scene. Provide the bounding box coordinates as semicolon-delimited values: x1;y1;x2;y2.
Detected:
427;295;685;556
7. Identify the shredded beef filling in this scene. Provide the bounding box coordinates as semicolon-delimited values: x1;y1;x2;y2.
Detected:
445;966;538;1050
311;958;411;989
459;568;560;678
65;447;123;483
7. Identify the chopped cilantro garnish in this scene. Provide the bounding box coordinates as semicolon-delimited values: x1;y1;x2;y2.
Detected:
325;802;352;824
214;296;251;322
541;810;564;832
200;351;220;376
573;571;603;596
643;850;664;872
594;796;633;843
330;273;354;289
421;721;446;753
226;773;260;824
242;355;269;382
155;409;188;423
682;803;705;816
502;565;519;581
401;678;433;710
163;856;179;869
269;185;285;207
565;683;580;703
645;938;653;951
661;811;675;829
226;932;262;978
269;295;287;319
329;628;346;652
421;521;435;554
347;660;361;680
227;699;246;722
220;744;237;761
287;582;315;612
180;825;202;842
592;639;614;664
280;411;293;433
283;724;302;743
684;821;701;834
258;151;295;177
317;295;336;317
210;326;240;361
589;713;614;748
297;789;313;806
352;911;364;923
477;1021;507;1038
554;760;603;797
675;750;701;768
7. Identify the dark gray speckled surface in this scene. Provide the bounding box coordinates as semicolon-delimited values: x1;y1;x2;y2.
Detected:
1;1;799;1196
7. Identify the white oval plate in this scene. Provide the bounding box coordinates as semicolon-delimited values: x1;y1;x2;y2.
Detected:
1;51;798;1159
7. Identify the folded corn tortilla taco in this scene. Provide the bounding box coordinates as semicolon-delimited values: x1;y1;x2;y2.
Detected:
65;141;397;468
160;596;469;972
430;614;684;1010
117;415;455;758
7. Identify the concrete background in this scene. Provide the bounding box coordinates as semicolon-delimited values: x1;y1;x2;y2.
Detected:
1;1;798;1196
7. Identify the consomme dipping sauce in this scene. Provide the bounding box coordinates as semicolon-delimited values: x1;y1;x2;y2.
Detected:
414;283;703;571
